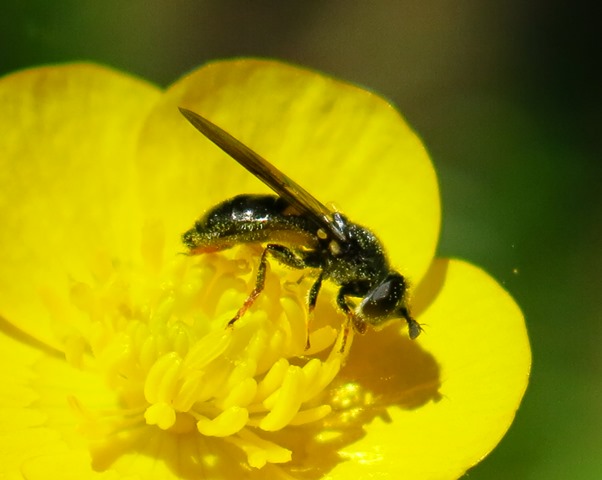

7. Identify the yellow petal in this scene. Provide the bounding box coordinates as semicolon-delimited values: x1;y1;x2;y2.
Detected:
0;322;82;478
20;451;119;480
0;64;161;347
0;61;526;479
322;258;530;479
135;59;439;284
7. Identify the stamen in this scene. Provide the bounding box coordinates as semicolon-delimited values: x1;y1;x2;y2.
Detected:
51;225;353;470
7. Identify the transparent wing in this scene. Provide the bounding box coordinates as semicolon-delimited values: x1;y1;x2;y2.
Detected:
179;107;345;241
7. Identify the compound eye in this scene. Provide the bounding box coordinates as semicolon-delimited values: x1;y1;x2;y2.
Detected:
361;274;404;319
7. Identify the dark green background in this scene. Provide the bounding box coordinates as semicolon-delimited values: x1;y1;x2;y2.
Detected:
2;1;600;478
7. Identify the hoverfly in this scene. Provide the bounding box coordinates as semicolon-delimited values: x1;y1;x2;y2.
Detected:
179;107;421;350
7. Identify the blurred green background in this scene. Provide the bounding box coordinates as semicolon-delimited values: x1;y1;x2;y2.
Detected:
1;1;600;478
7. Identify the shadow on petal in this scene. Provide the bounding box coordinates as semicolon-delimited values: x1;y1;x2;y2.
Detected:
337;328;442;411
0;315;64;360
89;428;254;479
411;258;450;318
267;326;441;479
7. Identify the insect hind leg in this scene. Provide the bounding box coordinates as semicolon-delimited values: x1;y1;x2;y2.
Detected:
305;270;325;350
227;243;309;327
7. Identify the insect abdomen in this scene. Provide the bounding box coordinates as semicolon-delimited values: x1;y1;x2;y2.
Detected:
183;194;318;253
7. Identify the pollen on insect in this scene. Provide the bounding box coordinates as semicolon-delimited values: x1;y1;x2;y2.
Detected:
329;240;342;256
317;228;328;240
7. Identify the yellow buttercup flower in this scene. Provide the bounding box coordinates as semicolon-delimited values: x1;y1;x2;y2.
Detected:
0;59;530;479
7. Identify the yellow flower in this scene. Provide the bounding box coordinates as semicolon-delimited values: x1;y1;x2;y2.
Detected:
0;59;530;479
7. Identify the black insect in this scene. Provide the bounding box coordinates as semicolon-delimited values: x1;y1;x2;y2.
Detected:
179;107;421;350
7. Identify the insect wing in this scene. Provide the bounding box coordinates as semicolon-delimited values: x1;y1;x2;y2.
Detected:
179;107;346;241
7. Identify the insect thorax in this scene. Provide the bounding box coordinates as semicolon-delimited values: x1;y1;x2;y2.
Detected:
322;218;389;287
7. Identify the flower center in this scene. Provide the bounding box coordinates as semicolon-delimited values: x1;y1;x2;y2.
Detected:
59;223;348;469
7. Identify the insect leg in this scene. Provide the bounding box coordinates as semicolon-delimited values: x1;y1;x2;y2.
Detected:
228;243;309;327
336;285;367;352
399;306;423;339
266;244;310;270
305;270;325;349
266;245;324;349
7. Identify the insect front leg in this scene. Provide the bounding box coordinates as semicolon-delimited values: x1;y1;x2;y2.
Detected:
336;284;368;352
228;243;309;327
